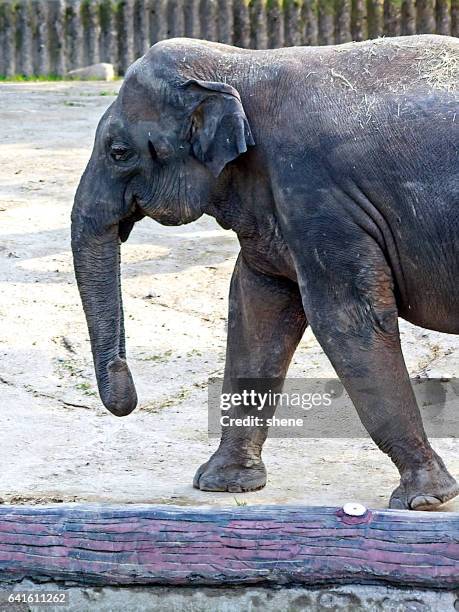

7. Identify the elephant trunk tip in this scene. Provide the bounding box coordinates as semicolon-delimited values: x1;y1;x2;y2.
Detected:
101;357;138;417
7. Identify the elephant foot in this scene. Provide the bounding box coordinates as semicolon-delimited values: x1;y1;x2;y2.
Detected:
389;462;459;510
193;449;267;492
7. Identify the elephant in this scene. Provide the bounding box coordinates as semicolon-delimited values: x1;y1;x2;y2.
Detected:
71;34;459;510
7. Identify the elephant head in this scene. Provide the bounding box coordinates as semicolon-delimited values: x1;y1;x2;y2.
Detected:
71;40;255;416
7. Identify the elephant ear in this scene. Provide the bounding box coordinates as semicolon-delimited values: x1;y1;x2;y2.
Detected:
184;79;255;178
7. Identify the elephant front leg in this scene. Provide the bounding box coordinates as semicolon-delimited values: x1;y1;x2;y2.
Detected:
193;254;307;492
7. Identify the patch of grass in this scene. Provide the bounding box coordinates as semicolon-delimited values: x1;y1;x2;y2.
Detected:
142;386;191;413
56;359;96;397
59;359;81;377
0;75;123;83
234;497;247;506
139;349;173;363
157;388;190;409
63;100;86;107
0;75;65;82
75;382;97;397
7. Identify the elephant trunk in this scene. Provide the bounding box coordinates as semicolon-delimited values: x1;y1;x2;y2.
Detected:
71;216;137;417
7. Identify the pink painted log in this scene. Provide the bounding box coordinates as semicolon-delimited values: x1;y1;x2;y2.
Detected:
0;504;458;587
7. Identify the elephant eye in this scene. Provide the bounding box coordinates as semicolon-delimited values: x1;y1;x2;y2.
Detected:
110;145;131;162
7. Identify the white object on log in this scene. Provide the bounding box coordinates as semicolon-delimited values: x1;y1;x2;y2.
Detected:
342;502;367;516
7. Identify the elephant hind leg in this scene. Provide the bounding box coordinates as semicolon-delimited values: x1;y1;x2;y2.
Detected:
390;459;459;510
295;229;458;510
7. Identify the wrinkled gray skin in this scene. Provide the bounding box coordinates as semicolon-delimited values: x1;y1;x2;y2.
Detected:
72;35;459;510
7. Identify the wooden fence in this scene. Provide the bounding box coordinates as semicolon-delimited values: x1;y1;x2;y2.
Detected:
0;0;457;77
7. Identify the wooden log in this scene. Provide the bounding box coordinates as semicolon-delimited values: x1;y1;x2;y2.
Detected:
383;0;401;35
401;0;416;34
184;0;201;37
335;0;352;42
436;0;451;35
233;0;251;47
67;0;83;70
250;0;268;49
267;0;284;47
218;0;234;44
18;0;33;77
34;0;50;75
303;0;318;45
351;0;367;40
417;0;436;32
0;504;458;587
284;0;304;46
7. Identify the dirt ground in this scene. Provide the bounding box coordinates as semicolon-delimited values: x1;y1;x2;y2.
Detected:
0;82;458;510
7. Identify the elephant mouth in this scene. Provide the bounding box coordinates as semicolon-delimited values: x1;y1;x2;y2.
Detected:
119;204;145;242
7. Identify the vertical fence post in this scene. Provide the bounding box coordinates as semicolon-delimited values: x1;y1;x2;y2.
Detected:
367;0;384;37
318;0;335;44
149;0;168;43
416;0;436;32
303;0;318;45
0;5;4;76
250;0;268;48
218;0;234;44
401;0;416;33
267;0;284;47
80;0;88;64
52;0;67;76
452;0;458;36
351;0;367;39
5;1;16;77
100;0;117;64
119;0;135;73
18;0;34;76
200;0;218;40
436;0;450;34
67;0;83;70
383;0;401;35
336;0;352;41
35;0;50;75
168;0;185;37
184;0;201;37
134;0;150;56
233;0;251;47
87;0;100;64
284;0;304;46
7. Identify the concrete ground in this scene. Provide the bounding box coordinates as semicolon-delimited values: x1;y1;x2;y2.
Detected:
1;581;458;612
0;82;458;510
